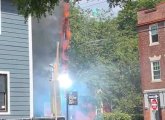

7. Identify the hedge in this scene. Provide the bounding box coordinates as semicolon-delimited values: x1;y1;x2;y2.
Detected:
95;112;144;120
95;112;131;120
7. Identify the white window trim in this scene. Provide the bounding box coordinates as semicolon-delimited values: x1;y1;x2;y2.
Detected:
143;88;165;93
149;23;159;46
144;94;149;109
149;55;161;61
149;56;161;82
28;15;33;118
0;71;10;115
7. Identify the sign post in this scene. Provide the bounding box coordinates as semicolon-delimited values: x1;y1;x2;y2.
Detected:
68;91;78;105
66;91;78;120
151;99;158;111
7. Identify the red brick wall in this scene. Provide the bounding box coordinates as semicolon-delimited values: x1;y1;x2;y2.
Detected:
138;22;165;91
143;109;165;120
144;109;150;120
137;2;165;26
161;110;165;120
138;3;165;120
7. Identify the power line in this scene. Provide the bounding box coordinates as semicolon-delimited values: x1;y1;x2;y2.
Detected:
79;1;108;8
78;0;100;5
79;0;104;5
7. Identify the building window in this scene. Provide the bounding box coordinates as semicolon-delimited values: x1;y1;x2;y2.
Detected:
151;61;161;80
0;72;10;113
149;24;158;45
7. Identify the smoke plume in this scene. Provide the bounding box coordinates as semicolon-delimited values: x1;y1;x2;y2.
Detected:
32;6;62;117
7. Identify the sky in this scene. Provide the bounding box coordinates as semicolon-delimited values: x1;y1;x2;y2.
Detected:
75;0;121;17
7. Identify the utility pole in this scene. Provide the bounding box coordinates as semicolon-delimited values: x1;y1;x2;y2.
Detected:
50;41;61;120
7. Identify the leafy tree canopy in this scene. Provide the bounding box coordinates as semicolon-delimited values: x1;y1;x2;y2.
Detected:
116;0;163;34
13;0;163;20
14;0;59;20
69;6;142;115
68;0;165;116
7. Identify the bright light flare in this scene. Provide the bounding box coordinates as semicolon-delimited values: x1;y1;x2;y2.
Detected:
58;73;72;89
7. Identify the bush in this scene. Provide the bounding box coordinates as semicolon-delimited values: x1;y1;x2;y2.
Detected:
131;114;144;120
96;112;144;120
95;112;132;120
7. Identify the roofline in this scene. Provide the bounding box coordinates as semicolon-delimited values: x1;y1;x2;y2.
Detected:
137;18;165;27
156;1;165;7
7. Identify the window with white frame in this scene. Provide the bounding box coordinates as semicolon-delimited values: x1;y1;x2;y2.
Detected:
149;24;158;44
151;61;161;80
0;72;9;112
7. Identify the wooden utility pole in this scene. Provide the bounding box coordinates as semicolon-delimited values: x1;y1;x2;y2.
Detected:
50;41;61;120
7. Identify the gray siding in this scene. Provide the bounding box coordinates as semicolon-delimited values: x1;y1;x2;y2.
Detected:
0;0;30;119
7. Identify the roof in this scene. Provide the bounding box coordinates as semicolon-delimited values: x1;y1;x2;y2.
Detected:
137;2;165;26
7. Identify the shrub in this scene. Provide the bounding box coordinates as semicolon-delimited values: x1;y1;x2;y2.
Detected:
95;112;132;120
131;114;144;120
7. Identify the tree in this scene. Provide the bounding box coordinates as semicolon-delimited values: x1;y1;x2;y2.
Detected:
14;0;124;19
116;0;163;35
69;0;165;117
68;0;165;117
13;0;165;20
13;0;162;20
69;6;142;116
14;0;59;20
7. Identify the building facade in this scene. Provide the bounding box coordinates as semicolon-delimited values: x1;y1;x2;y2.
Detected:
0;0;33;119
137;2;165;120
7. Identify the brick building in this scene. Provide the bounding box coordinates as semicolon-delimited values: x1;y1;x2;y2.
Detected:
137;2;165;120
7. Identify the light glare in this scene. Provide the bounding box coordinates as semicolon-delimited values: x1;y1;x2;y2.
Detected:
58;73;72;89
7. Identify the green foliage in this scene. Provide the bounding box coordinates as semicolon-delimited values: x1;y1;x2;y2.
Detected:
13;0;163;20
95;112;143;120
97;112;132;120
107;0;164;9
13;0;165;20
131;114;144;120
107;0;129;8
116;0;165;36
69;6;142;116
70;0;164;118
13;0;59;20
13;0;123;20
137;0;163;9
96;112;144;120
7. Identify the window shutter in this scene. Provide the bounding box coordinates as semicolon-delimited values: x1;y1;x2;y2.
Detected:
159;92;164;108
144;94;149;109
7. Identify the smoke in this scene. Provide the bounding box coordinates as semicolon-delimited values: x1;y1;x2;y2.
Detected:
32;4;103;119
32;6;62;117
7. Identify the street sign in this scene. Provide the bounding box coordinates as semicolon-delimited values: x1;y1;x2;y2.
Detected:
148;94;159;99
151;99;158;111
68;91;78;105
